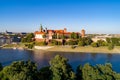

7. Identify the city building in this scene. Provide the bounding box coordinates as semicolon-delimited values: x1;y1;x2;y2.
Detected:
5;30;13;35
0;37;12;46
92;34;112;42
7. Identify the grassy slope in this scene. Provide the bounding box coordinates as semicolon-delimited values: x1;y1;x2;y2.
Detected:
3;43;120;53
2;43;26;48
46;46;120;53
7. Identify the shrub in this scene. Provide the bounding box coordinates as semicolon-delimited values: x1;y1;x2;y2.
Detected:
78;41;85;46
57;41;62;45
28;44;34;49
67;40;78;45
51;40;58;45
71;45;76;49
35;41;47;46
108;43;114;50
84;37;93;45
97;40;108;46
91;42;99;47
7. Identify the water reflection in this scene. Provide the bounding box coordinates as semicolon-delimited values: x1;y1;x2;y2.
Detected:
91;53;97;61
107;54;113;62
0;49;120;72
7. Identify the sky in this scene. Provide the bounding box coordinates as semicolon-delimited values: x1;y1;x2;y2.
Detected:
0;0;120;34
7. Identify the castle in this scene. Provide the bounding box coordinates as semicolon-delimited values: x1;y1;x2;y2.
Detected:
34;25;85;42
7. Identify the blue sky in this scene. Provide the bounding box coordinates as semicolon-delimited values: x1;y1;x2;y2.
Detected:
0;0;120;34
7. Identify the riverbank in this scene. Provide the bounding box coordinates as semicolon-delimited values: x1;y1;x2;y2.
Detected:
46;46;120;54
2;44;120;53
1;43;26;50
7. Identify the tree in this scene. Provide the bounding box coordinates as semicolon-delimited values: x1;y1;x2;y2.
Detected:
97;63;116;80
51;40;58;45
84;37;93;45
78;37;93;46
0;60;38;80
35;41;47;46
52;33;57;39
97;40;107;46
0;57;120;80
21;38;27;42
71;32;74;39
67;40;78;45
106;38;111;43
0;63;3;71
38;66;51;80
21;33;34;43
91;42;99;47
76;63;118;80
70;32;78;39
76;65;82;80
42;34;46;38
78;41;85;46
49;55;76;80
81;63;101;80
26;33;34;42
61;34;65;39
108;43;114;50
28;43;34;49
111;38;119;46
76;33;80;39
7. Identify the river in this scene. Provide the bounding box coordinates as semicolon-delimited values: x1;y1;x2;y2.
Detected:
0;49;120;72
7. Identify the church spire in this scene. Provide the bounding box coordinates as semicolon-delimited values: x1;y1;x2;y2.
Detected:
40;24;43;32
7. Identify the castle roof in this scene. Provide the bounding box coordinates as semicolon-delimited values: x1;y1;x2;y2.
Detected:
34;31;45;34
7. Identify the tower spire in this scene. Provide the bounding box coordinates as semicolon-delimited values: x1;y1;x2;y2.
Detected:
40;24;43;32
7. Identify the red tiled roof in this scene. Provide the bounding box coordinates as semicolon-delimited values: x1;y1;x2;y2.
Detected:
47;29;64;33
34;30;80;34
54;30;64;33
34;31;45;34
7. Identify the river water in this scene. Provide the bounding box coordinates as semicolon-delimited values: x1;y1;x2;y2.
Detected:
0;49;120;72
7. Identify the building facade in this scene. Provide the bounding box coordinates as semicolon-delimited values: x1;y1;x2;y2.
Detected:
0;37;12;46
34;26;85;42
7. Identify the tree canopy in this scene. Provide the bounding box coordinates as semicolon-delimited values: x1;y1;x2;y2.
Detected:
21;33;34;43
0;60;38;80
49;55;76;80
0;55;120;80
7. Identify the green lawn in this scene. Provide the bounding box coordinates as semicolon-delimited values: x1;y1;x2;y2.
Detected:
3;43;26;48
3;44;17;48
46;46;120;53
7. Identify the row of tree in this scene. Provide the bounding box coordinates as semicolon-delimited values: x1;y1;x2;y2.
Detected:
91;39;115;50
0;55;120;80
106;38;120;46
20;33;120;50
21;33;120;46
21;33;34;43
33;37;93;46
